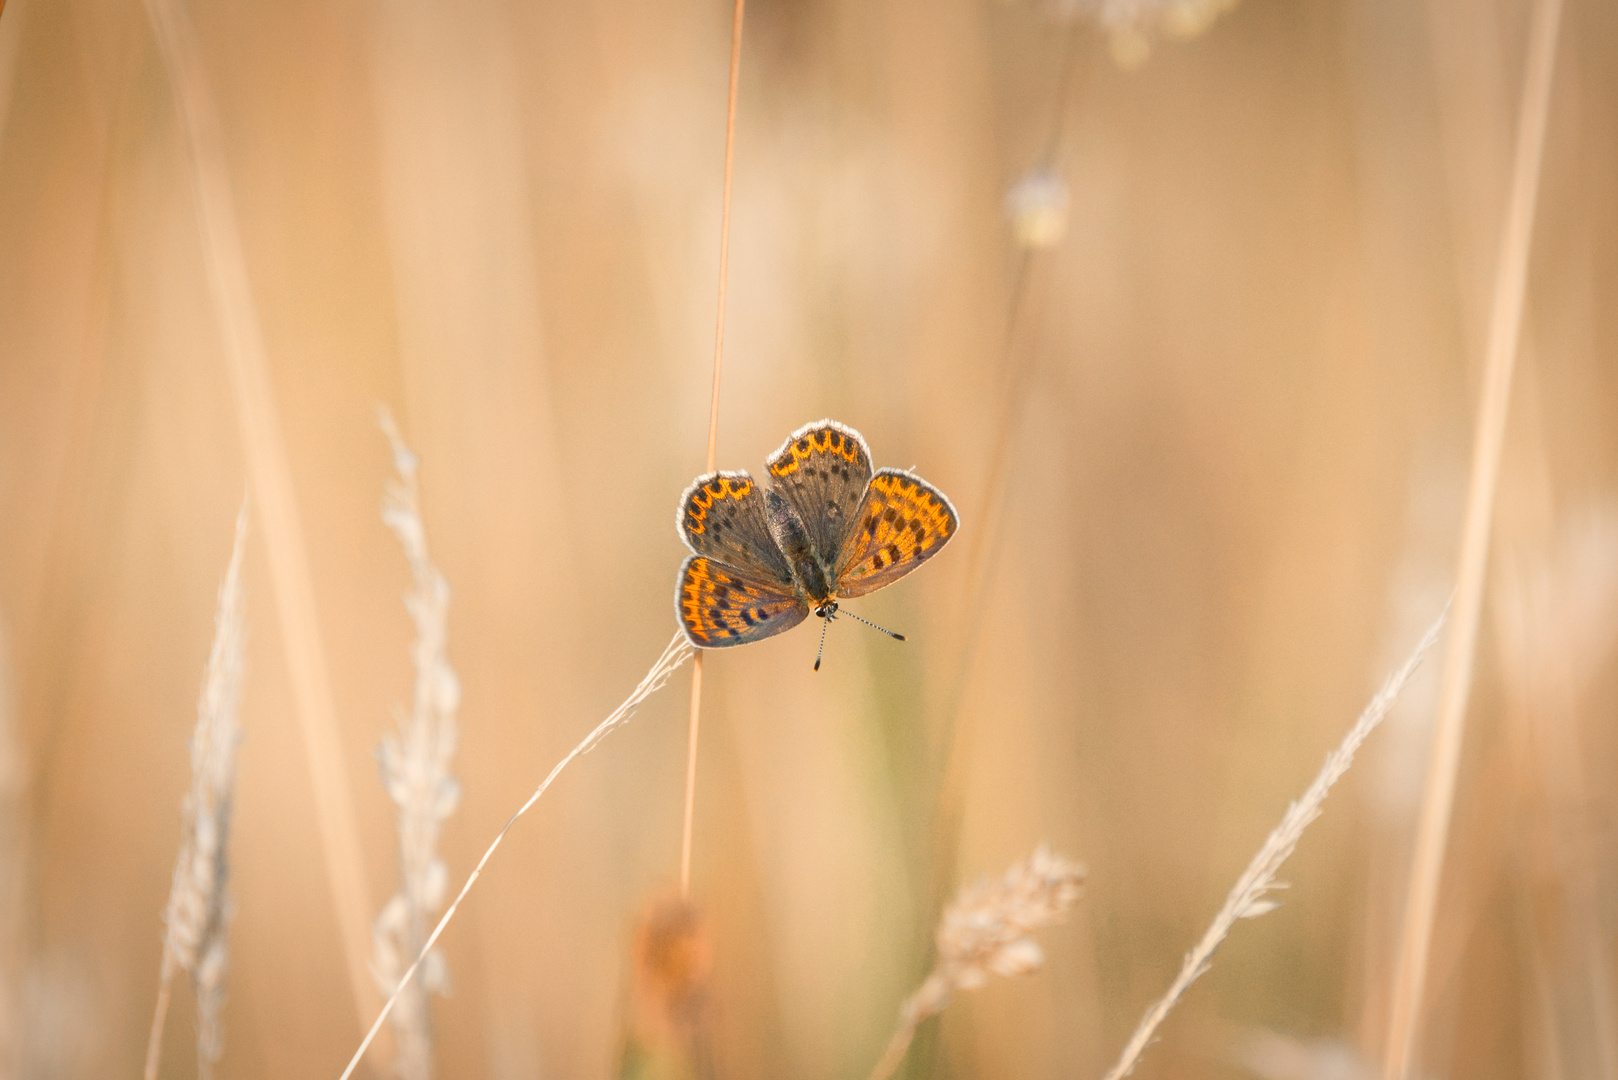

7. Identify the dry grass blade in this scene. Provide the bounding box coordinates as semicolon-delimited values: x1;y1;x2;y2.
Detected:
681;0;747;902
339;631;695;1080
0;625;18;1080
867;846;1086;1080
139;0;380;1032
1494;512;1618;1077
680;654;705;899
1102;611;1447;1080
1382;1;1563;1075
929;12;1083;952
143;505;248;1080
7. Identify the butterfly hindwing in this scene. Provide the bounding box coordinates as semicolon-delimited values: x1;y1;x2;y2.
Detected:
834;468;959;599
677;470;794;585
765;420;873;570
676;555;809;647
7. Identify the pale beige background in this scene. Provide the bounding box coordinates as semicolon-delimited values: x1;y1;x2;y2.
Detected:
0;0;1614;1077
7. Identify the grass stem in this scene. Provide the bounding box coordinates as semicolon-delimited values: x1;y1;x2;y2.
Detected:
339;632;694;1080
1381;1;1562;1074
680;655;704;898
1103;612;1446;1080
139;0;381;1036
140;977;171;1080
681;0;746;901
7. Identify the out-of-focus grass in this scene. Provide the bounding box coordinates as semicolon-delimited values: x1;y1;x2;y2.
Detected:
0;0;1614;1077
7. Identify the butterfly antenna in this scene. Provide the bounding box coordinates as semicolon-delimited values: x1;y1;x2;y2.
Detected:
841;609;907;641
813;615;830;672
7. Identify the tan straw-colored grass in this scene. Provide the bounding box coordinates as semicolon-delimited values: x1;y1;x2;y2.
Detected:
866;846;1086;1080
143;506;248;1080
339;631;695;1080
680;0;747;900
1381;0;1563;1074
371;413;462;1080
1104;612;1446;1080
139;0;381;1036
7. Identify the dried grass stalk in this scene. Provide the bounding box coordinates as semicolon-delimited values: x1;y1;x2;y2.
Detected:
867;845;1086;1080
144;505;248;1080
139;0;381;1030
340;631;696;1080
681;0;747;901
0;621;23;1074
1102;611;1446;1080
1493;512;1618;1078
371;414;461;1080
1382;1;1563;1074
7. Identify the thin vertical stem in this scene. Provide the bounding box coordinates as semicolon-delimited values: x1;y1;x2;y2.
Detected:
681;0;746;900
706;0;744;475
1382;0;1562;1074
680;655;704;897
1037;21;1084;169
926;24;1085;953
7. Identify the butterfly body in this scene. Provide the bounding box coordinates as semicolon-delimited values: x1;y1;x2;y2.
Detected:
675;420;958;651
764;489;834;607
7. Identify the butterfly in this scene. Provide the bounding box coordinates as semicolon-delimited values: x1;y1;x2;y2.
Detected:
675;420;959;667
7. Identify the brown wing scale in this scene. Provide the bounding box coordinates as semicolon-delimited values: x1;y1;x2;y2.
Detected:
764;420;873;569
676;555;808;647
834;468;958;599
676;471;794;586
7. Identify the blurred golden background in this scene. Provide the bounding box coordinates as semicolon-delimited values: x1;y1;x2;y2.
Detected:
0;0;1613;1077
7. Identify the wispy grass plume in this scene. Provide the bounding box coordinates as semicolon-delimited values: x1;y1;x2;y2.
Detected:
1038;0;1244;67
341;631;695;1080
867;845;1086;1080
144;505;249;1080
371;412;461;1080
1102;611;1446;1080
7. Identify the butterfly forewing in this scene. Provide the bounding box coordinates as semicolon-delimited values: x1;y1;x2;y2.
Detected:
677;471;794;585
676;555;809;647
834;468;958;599
765;420;873;569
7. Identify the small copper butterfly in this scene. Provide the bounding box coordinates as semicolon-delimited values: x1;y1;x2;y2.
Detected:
675;420;958;667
